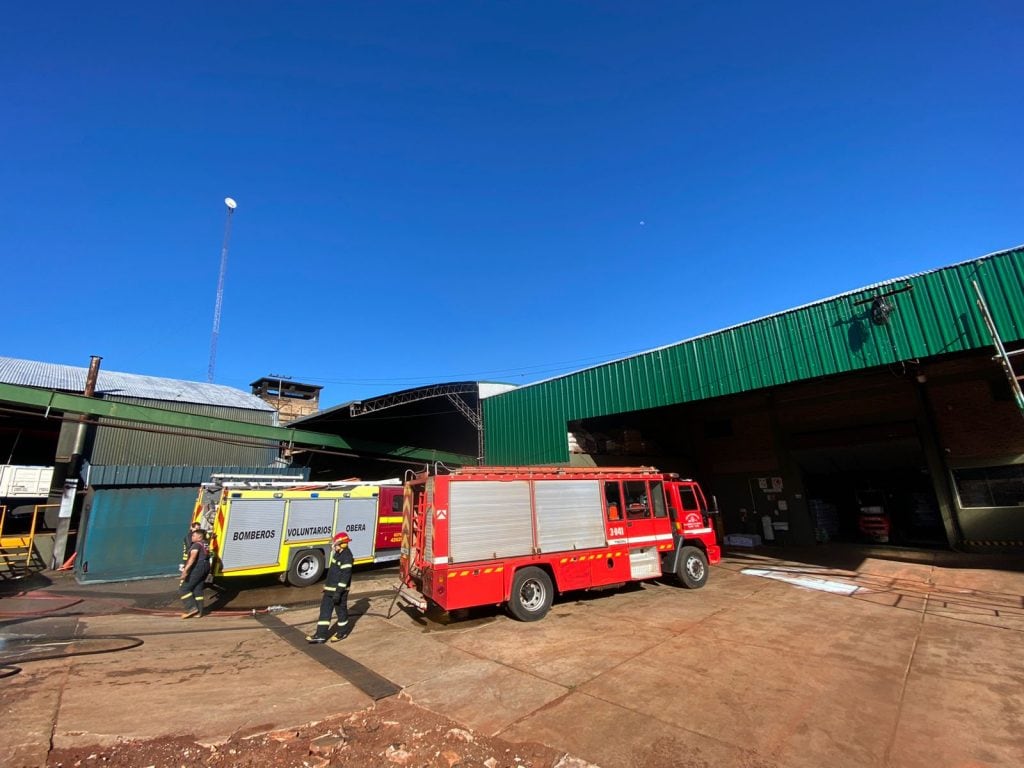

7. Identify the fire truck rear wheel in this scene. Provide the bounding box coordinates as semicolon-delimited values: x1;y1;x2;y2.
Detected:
287;550;325;587
677;546;709;589
508;567;553;622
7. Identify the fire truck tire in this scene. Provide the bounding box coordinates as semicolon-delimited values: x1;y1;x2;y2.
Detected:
508;567;553;622
677;546;709;589
287;550;325;587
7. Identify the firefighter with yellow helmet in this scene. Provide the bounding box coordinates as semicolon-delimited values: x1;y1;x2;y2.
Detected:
307;531;354;643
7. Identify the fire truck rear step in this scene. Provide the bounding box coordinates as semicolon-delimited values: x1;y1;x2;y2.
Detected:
395;583;428;612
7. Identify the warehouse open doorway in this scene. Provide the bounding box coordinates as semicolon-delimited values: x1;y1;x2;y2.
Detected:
791;422;946;547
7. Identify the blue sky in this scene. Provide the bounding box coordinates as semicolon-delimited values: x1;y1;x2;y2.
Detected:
3;2;1022;408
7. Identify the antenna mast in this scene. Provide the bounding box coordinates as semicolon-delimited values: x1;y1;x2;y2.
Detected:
208;197;238;383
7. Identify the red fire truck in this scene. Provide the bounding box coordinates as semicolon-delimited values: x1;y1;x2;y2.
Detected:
398;466;720;621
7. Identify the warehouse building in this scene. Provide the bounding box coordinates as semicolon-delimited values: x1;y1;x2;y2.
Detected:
4;246;1022;580
0;356;301;581
481;246;1024;553
288;381;517;480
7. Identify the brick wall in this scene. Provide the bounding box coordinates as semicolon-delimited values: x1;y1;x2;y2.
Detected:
927;378;1024;459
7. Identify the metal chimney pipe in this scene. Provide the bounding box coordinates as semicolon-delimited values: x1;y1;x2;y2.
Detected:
84;355;102;398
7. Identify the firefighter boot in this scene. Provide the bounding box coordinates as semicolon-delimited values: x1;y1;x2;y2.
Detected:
307;618;331;643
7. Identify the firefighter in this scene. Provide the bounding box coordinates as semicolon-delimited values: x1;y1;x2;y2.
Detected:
307;532;354;643
179;528;210;619
180;522;203;575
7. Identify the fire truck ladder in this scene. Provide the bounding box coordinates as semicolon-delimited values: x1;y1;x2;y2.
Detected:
973;280;1024;416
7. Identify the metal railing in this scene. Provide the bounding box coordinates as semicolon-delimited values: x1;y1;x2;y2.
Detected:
0;503;57;569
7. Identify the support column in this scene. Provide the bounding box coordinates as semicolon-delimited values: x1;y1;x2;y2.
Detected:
49;355;101;569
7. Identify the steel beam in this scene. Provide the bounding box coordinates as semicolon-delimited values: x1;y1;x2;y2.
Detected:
0;382;475;465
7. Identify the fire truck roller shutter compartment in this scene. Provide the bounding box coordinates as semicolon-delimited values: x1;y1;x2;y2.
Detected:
222;499;285;570
534;480;606;552
284;499;336;543
449;480;533;563
337;497;378;561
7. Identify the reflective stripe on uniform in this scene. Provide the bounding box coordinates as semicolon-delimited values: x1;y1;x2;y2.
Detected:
323;585;337;592
339;563;352;569
317;620;330;626
180;593;193;600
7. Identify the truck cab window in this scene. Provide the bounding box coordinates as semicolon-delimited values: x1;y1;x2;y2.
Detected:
624;481;650;519
604;482;623;521
679;486;701;511
649;481;667;518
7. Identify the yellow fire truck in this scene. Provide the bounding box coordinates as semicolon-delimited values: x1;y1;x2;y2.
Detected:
191;475;404;586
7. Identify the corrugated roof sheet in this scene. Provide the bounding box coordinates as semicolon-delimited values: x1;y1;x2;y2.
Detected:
0;356;274;411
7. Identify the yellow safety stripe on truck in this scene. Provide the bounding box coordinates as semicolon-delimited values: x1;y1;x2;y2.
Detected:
447;566;505;579
558;551;625;564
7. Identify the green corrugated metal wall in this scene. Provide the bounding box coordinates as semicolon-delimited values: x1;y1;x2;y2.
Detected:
484;246;1024;465
77;486;196;582
90;396;278;466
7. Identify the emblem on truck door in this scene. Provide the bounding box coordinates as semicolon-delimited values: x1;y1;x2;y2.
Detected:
436;508;447;520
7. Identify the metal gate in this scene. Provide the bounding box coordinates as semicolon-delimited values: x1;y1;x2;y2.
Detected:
77;486;199;582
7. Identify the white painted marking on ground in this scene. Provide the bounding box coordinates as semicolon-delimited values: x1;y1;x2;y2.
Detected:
741;568;861;595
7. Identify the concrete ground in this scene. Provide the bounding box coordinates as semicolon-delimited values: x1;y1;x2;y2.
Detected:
1;545;1023;768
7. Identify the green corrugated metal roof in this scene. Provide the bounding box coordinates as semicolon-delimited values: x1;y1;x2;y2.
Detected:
483;245;1024;465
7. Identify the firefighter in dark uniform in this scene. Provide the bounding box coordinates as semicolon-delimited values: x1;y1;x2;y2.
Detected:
180;522;203;575
307;531;354;643
179;528;210;619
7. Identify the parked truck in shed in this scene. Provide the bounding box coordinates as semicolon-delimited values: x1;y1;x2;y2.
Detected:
191;476;405;586
397;465;720;621
0;464;54;529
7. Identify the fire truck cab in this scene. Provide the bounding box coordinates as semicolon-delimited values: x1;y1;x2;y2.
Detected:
399;466;720;621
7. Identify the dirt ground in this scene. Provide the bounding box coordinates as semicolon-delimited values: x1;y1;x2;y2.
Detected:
45;695;576;768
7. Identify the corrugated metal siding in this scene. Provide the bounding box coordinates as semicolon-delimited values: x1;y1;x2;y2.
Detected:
90;396;278;466
76;486;197;582
484;246;1024;465
86;464;308;487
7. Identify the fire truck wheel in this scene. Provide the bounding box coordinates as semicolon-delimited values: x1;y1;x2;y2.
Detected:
508;567;553;622
677;546;709;589
287;550;325;587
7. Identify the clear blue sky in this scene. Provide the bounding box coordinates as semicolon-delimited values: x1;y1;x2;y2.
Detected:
4;2;1022;408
